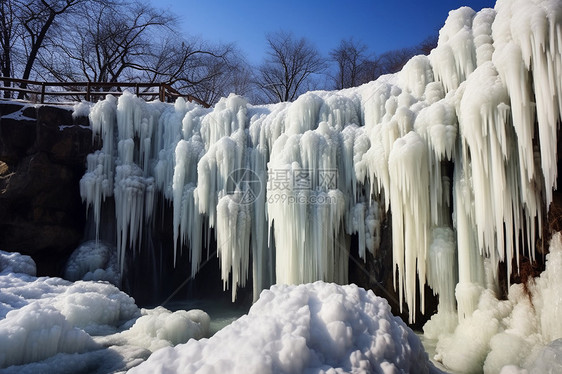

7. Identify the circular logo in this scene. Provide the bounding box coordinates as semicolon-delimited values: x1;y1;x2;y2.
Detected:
226;168;262;204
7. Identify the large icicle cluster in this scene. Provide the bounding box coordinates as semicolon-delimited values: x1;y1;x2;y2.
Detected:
79;0;562;327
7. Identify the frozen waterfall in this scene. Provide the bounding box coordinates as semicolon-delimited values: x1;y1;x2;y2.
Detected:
79;0;562;327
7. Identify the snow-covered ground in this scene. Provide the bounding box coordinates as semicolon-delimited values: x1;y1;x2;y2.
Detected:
0;250;209;373
4;242;562;373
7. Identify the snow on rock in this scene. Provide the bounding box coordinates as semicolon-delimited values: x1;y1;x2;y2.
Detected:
64;240;120;286
100;306;210;352
72;100;93;118
0;250;36;276
0;252;210;370
129;282;437;374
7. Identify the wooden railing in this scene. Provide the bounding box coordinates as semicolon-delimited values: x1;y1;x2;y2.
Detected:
0;77;210;108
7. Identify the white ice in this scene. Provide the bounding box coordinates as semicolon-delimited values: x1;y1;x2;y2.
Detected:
425;233;562;373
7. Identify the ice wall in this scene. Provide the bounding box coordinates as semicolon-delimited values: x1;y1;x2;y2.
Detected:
79;0;562;325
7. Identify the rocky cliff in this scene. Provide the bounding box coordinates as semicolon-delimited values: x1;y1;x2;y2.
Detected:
0;102;93;275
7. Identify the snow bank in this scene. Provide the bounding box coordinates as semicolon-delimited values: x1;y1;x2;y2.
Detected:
0;252;209;371
130;282;437;374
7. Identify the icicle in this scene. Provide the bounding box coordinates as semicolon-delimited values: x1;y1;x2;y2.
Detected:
388;131;430;323
423;227;458;338
216;195;252;301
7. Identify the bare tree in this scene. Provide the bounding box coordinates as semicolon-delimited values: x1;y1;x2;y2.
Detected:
256;31;326;103
375;34;438;78
17;0;84;96
0;0;19;96
38;1;246;105
179;48;253;105
39;1;172;84
330;38;369;89
417;34;438;56
378;47;416;76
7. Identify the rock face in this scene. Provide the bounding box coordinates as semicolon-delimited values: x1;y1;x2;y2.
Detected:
0;102;93;275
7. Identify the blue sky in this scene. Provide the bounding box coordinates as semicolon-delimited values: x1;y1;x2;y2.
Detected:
150;0;498;65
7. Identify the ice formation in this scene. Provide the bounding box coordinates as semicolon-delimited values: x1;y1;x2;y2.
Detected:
0;251;209;372
64;240;120;286
129;282;438;374
77;0;561;356
425;232;562;373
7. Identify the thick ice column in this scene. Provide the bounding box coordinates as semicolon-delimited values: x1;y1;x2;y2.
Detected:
172;139;204;266
423;227;459;338
414;99;457;227
153;99;196;199
267;122;347;286
113;163;155;273
216;195;251;302
388;131;430;323
196;135;242;227
248;146;271;302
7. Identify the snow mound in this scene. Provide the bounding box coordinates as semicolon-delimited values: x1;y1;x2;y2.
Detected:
108;306;210;352
130;282;437;374
0;302;96;367
64;240;120;286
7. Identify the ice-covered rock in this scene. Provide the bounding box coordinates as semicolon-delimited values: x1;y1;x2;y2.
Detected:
0;250;36;276
64;241;120;286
